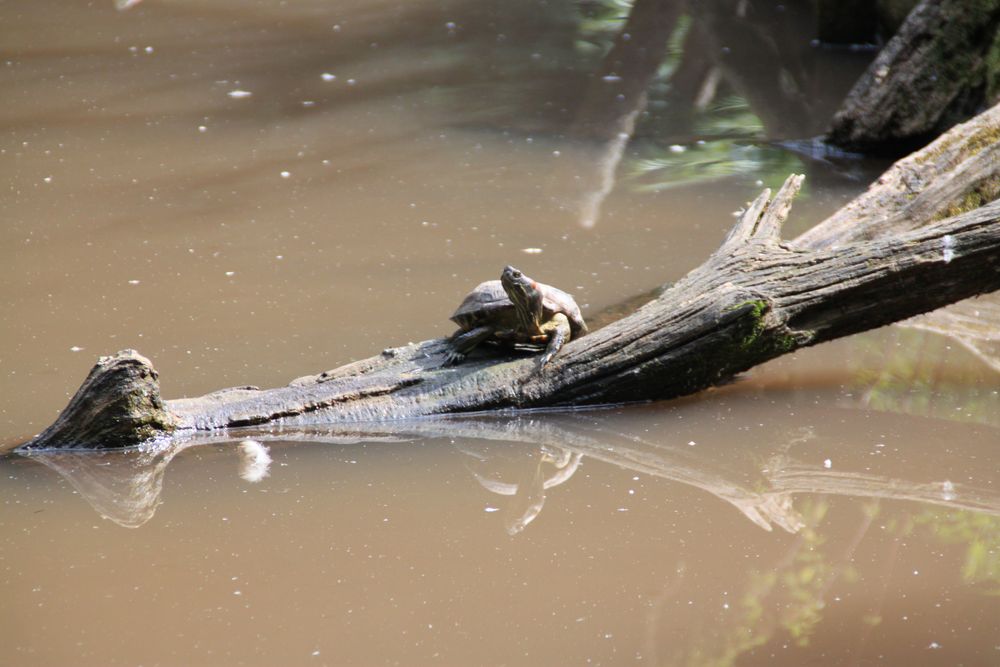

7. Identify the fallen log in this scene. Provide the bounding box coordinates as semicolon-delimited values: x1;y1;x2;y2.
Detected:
20;103;1000;450
826;0;1000;153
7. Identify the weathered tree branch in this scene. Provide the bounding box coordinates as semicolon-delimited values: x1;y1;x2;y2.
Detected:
826;0;1000;153
20;103;1000;450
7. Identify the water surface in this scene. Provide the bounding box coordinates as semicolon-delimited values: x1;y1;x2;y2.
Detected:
2;0;999;665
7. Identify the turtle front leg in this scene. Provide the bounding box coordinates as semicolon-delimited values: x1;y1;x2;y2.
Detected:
537;313;571;369
445;326;494;366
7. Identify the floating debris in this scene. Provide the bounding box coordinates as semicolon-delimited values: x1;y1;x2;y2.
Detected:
238;439;272;483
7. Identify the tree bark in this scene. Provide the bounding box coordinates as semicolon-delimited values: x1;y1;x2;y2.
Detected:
826;0;1000;153
20;103;1000;450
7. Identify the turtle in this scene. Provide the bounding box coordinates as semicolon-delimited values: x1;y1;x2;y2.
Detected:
445;265;587;368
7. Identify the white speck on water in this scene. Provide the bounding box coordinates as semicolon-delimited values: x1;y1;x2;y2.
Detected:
321;72;336;81
755;179;764;186
913;570;919;575
301;100;315;107
824;459;832;469
127;279;140;285
669;144;686;153
43;176;52;183
521;247;543;254
941;480;956;501
144;46;154;54
233;590;242;596
276;255;284;260
445;21;457;29
70;346;84;352
628;489;635;495
197;125;207;133
280;171;291;178
723;603;730;609
484;506;499;512
687;440;696;446
928;642;941;649
616;507;628;512
602;74;622;82
942;234;955;263
552;150;561;157
312;650;321;657
346;78;357;86
225;271;235;277
227;89;252;98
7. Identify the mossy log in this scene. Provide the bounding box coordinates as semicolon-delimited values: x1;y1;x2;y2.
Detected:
20;104;1000;450
826;0;1000;153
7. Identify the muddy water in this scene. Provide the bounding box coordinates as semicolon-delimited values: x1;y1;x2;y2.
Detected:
3;0;1000;665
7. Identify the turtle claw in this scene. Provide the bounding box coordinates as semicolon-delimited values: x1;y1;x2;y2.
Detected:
444;350;466;367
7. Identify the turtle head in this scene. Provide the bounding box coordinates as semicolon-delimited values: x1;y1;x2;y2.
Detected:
501;265;543;329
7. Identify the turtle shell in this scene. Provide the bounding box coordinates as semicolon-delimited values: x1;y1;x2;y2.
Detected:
450;280;587;336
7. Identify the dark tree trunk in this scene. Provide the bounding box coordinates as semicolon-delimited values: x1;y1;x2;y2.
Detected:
826;0;1000;153
20;104;1000;450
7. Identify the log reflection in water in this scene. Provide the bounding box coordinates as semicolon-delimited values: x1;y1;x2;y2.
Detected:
901;294;1000;374
18;412;1000;532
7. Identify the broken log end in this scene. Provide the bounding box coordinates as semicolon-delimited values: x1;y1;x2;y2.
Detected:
21;350;176;451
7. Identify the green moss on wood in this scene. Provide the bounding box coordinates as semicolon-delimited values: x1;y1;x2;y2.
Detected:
936;175;1000;219
725;299;802;359
917;120;1000;165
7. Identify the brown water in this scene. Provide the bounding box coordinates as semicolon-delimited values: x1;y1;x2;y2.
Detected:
3;0;1000;665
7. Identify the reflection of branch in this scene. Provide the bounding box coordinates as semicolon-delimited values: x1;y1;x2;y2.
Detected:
901;295;1000;374
556;0;682;227
769;465;1000;518
21;412;1000;534
687;0;816;138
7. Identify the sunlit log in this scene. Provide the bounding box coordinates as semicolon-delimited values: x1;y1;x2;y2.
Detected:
20;103;1000;450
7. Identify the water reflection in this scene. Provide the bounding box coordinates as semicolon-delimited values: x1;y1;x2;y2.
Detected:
465;444;584;534
20;410;1000;534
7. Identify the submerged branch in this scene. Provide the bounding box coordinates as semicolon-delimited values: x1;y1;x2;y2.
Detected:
19;104;1000;450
